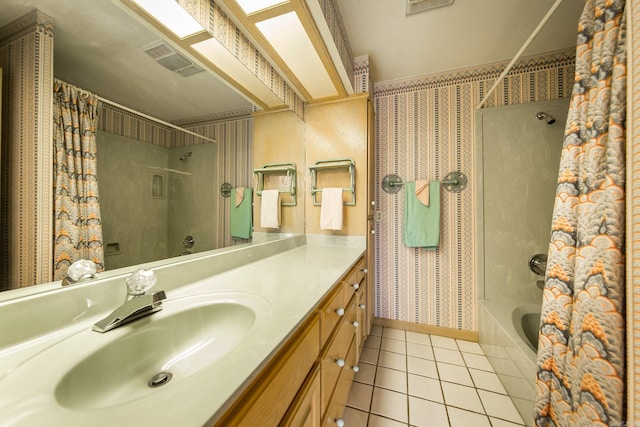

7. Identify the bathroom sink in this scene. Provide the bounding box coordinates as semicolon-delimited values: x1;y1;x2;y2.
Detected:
53;292;270;410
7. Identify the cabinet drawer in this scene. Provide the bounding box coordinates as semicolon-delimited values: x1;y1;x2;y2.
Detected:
345;257;365;300
322;337;357;427
217;315;320;426
320;300;357;413
320;284;346;347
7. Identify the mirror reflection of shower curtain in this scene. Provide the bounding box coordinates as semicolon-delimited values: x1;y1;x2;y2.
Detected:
52;80;105;280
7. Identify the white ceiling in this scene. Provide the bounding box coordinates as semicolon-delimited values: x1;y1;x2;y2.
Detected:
335;0;584;83
0;0;584;122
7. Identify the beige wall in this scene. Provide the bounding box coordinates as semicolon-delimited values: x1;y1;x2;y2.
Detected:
252;110;306;234
305;95;369;236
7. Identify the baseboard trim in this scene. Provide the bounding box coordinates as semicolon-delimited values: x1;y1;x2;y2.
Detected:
373;317;479;342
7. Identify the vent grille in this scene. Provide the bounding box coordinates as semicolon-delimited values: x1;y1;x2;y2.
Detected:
406;0;454;16
142;41;204;77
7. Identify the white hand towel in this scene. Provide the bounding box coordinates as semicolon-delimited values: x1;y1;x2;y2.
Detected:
320;188;344;230
260;189;280;228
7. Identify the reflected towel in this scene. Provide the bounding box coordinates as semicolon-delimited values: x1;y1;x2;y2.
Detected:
403;181;440;249
415;179;430;206
320;188;344;230
230;187;252;239
260;189;280;228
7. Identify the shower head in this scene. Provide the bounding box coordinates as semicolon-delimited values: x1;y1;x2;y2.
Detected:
179;151;192;161
536;112;556;125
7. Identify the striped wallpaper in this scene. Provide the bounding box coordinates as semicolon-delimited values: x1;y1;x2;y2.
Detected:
372;49;575;331
0;11;55;290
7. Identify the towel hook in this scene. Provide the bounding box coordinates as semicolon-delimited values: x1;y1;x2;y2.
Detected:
381;172;468;194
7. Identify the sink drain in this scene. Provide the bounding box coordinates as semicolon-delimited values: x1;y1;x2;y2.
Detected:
148;371;173;388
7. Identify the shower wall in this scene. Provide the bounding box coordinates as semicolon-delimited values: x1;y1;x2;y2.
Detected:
96;131;170;269
167;143;217;257
478;98;568;304
96;131;217;270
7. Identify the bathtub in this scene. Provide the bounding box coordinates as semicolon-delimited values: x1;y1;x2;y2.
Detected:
478;300;541;427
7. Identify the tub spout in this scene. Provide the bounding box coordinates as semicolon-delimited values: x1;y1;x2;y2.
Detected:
92;290;167;333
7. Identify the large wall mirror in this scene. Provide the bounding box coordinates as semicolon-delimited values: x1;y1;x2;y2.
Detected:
0;0;282;292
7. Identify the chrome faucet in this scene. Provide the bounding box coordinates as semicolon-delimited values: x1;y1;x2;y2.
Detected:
92;269;166;333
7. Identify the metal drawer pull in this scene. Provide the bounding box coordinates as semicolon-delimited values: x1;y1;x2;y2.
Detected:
351;283;359;290
336;358;345;367
359;303;366;309
352;321;359;328
335;307;345;316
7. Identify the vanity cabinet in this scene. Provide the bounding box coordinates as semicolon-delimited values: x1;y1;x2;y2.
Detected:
211;254;370;427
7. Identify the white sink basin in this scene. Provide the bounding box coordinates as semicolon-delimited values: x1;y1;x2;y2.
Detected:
1;292;270;416
55;292;266;409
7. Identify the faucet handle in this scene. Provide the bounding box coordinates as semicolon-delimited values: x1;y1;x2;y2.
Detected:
126;269;157;296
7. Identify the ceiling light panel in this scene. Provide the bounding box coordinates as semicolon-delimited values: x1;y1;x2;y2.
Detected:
191;38;284;108
131;0;204;38
255;12;337;99
235;0;288;15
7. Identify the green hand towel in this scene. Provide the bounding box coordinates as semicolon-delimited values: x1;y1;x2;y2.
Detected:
231;188;253;239
403;181;440;249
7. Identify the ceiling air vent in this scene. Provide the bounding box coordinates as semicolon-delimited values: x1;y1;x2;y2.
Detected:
406;0;454;16
142;40;204;77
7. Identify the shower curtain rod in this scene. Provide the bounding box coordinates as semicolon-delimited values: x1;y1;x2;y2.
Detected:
476;0;564;109
96;95;217;144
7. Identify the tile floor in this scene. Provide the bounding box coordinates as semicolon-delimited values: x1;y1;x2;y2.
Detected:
343;326;526;427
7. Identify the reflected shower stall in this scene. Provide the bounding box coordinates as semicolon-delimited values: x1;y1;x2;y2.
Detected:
96;132;217;270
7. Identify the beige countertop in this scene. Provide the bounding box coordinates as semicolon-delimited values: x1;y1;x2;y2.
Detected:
0;234;365;426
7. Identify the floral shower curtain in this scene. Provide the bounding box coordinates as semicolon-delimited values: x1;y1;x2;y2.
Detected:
534;0;626;425
53;80;104;280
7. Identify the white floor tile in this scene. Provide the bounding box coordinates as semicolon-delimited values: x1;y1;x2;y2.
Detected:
478;390;525;424
430;335;458;350
407;373;444;403
370;387;408;423
408;396;448;427
407;342;435;360
382;327;406;341
490;417;526;427
354;362;376;385
407;356;438;379
433;347;465;366
469;368;507;394
456;339;484;354
368;414;406;427
448;406;491;427
437;362;473;386
441;382;484;413
342;407;368;427
370;325;383;336
462;352;494;371
378;350;407;371
364;335;382;349
406;331;431;346
380;337;407;354
374;366;407;394
346;381;373;411
360;346;379;365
